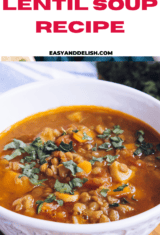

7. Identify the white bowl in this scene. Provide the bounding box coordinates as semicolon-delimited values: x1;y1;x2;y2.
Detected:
0;78;160;235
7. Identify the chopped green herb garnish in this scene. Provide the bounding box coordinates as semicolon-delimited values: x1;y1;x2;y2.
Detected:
36;201;44;214
3;138;72;164
29;178;47;186
69;178;88;188
156;156;160;160
23;146;37;160
54;179;73;194
156;144;160;151
92;143;97;151
134;130;155;156
36;194;63;214
98;142;112;151
104;154;119;163
19;162;47;186
59;141;73;152
121;198;129;204
72;129;79;133
3;139;29;160
143;146;155;155
134;147;143;156
112;125;124;135
106;148;113;152
135;144;140;147
37;149;50;165
44;141;58;152
134;141;155;156
137;135;144;143
109;203;119;208
61;127;67;135
45;193;63;206
136;130;145;136
23;156;34;163
110;136;125;149
62;160;83;176
3;138;76;186
100;188;109;197
82;132;92;141
97;129;111;139
4;149;22;161
113;184;128;192
4;139;28;150
31;137;43;149
89;154;118;165
89;156;104;165
54;178;88;195
18;162;37;177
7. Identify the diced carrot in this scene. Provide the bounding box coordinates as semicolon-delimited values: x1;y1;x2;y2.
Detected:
0;159;9;167
1;170;33;196
73;130;94;143
125;144;136;150
77;161;92;174
55;135;71;146
56;211;67;219
73;131;86;143
108;184;135;198
55;192;79;202
108;186;145;200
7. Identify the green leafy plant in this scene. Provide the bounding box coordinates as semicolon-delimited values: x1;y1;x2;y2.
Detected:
97;62;160;100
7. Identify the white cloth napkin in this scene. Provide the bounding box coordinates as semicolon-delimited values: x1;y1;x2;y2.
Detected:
0;62;98;95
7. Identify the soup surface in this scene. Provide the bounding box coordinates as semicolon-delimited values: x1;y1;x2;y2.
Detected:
0;106;160;224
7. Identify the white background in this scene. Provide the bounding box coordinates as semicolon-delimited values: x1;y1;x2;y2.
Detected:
0;0;160;56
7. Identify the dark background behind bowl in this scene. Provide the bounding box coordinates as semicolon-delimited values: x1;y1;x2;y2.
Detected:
97;62;160;101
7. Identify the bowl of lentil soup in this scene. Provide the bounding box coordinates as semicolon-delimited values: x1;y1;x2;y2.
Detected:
0;79;160;235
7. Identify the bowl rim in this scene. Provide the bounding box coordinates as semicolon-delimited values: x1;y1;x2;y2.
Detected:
0;78;160;234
